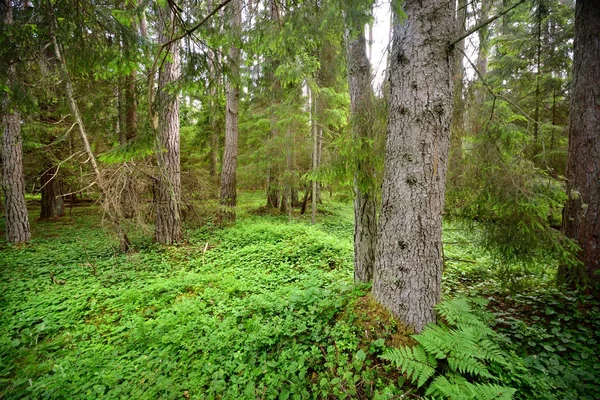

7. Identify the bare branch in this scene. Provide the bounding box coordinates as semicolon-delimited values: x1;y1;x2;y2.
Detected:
449;0;527;48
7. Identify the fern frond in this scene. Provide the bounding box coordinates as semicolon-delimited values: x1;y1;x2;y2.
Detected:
415;325;451;359
469;382;516;399
447;355;492;378
381;346;437;388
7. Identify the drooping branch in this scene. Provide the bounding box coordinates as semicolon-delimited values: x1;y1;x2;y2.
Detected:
449;0;527;48
457;46;535;123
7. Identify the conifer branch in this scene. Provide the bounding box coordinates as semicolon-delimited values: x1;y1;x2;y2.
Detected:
449;0;527;48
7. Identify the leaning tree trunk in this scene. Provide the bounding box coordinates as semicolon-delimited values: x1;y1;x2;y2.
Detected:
50;8;131;251
155;4;182;244
40;164;64;219
219;0;241;222
372;0;455;333
1;0;31;244
559;0;600;294
345;20;378;283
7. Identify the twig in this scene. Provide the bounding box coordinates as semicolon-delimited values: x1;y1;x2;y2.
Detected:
35;151;83;194
202;241;209;264
50;271;67;285
148;0;234;123
449;0;527;48
457;47;535;123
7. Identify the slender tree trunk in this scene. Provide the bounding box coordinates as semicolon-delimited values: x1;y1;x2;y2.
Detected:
155;4;182;244
559;0;600;294
207;0;220;180
533;2;543;144
448;0;467;189
266;0;281;209
50;11;131;251
373;0;455;332
219;0;241;222
40;164;64;219
345;19;378;283
311;87;318;224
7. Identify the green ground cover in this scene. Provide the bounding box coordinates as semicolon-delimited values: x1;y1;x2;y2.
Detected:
1;193;598;399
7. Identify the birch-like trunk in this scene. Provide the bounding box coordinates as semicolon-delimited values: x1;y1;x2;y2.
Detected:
373;0;455;332
155;4;182;244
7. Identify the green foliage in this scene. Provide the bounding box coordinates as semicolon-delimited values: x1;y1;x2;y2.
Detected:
382;298;517;399
490;289;600;400
0;200;401;399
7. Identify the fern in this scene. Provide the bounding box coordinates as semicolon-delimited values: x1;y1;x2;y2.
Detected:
427;375;516;399
381;297;517;399
381;346;437;388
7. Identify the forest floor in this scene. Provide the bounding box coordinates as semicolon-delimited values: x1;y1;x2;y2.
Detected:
1;192;599;399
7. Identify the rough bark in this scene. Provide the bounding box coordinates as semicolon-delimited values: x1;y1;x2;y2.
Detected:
219;0;241;221
559;0;600;293
207;0;220;179
40;164;64;219
345;22;378;283
2;113;31;243
155;4;182;244
1;0;31;244
372;0;455;332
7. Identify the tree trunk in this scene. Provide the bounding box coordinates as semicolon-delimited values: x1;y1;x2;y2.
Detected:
1;0;31;244
372;0;455;332
219;0;241;222
559;0;600;294
155;4;182;244
345;18;378;283
40;164;64;219
311;87;318;224
50;10;131;251
207;0;220;180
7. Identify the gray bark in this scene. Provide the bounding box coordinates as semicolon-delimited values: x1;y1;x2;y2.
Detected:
1;0;31;244
207;0;220;179
155;4;182;244
219;0;241;221
372;0;455;332
559;0;600;293
345;22;377;283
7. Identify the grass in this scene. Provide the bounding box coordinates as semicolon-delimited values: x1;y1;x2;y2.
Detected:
1;192;598;399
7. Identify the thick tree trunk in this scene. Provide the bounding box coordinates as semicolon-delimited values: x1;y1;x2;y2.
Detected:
345;22;378;283
2;114;31;243
559;0;600;293
155;4;182;244
1;0;31;244
372;0;454;332
219;0;241;221
40;164;64;219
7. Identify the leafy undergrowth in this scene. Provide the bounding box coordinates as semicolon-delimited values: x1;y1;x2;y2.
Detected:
0;200;404;399
1;195;599;399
